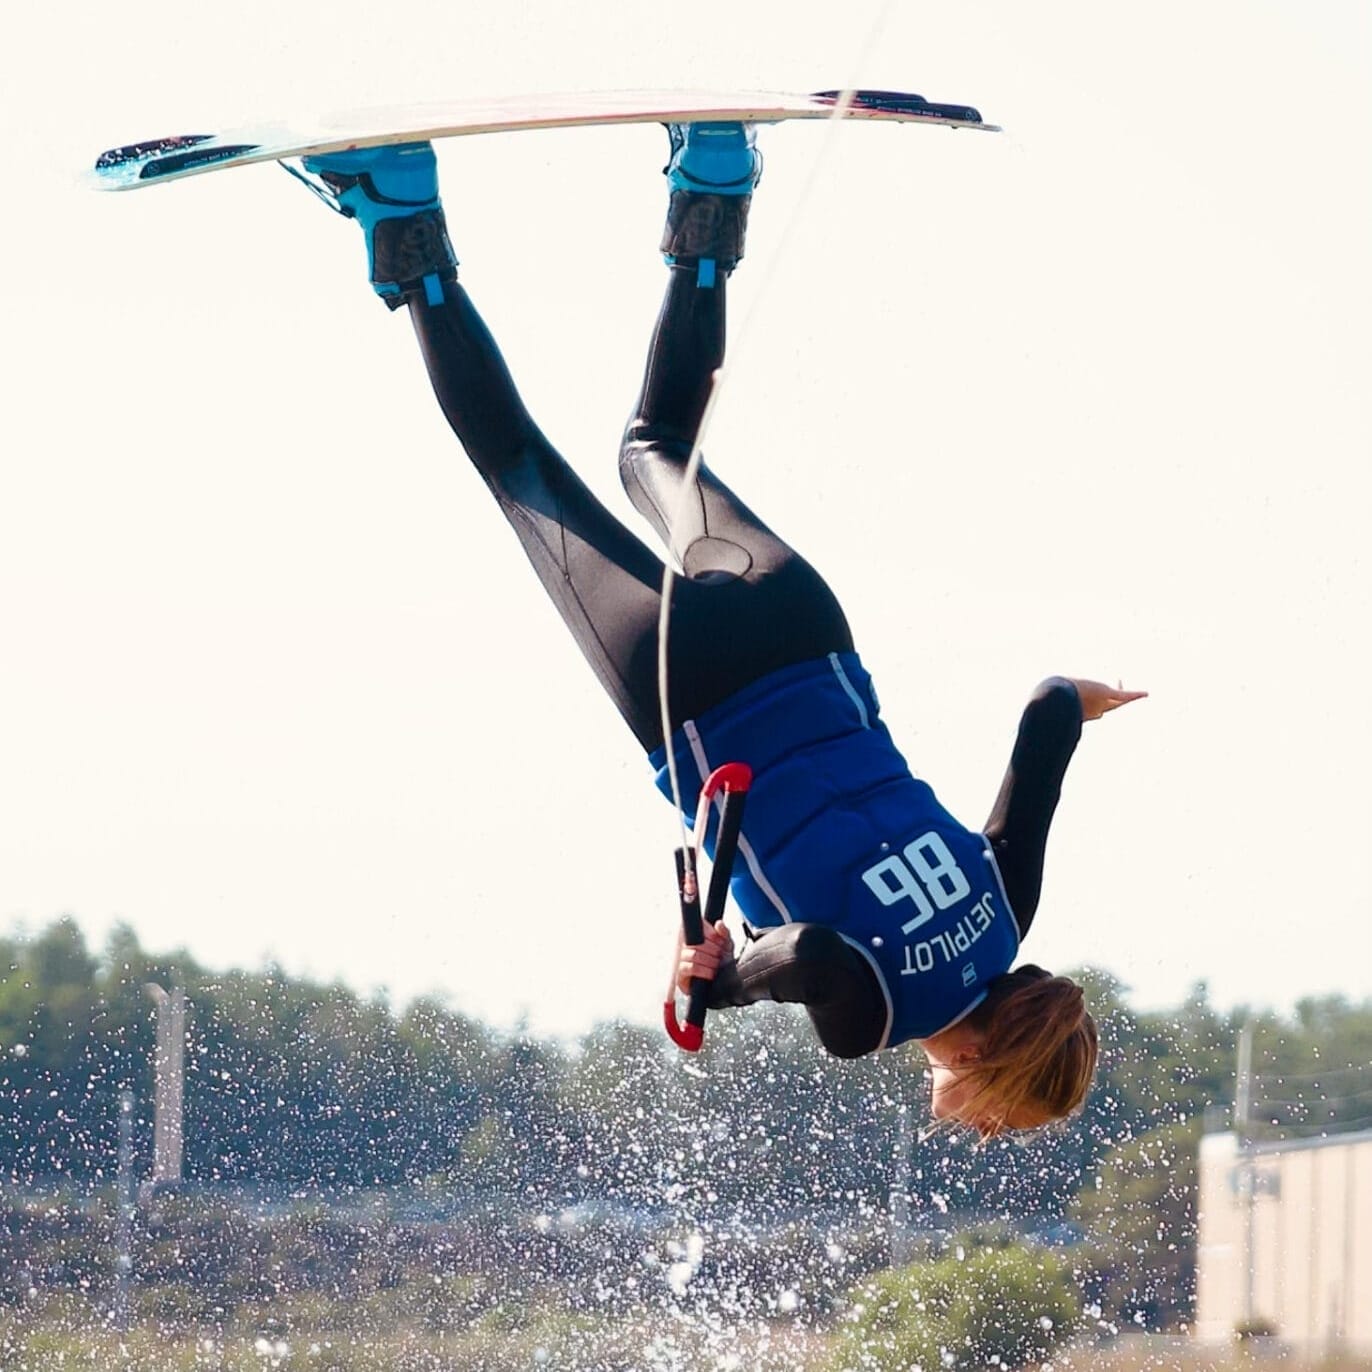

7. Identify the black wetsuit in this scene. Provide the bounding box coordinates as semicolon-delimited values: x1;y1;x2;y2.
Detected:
405;265;1083;1059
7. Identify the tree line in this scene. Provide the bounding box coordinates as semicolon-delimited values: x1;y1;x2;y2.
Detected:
2;917;1369;1330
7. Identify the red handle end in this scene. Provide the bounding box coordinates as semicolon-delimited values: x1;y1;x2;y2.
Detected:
664;1001;704;1052
701;762;752;799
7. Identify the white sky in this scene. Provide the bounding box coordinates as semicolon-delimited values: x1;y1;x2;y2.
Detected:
2;0;1368;1038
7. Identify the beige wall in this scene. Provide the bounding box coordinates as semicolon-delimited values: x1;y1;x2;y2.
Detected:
1195;1130;1371;1353
1196;1132;1242;1342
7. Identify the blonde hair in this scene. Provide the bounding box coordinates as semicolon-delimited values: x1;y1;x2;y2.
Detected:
956;964;1098;1140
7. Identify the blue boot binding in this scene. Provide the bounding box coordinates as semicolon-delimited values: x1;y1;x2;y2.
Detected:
290;141;457;308
660;122;762;285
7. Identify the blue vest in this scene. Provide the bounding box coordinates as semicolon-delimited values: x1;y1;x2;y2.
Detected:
649;652;1019;1047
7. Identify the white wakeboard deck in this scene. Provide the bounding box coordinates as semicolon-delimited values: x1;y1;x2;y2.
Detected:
90;88;998;192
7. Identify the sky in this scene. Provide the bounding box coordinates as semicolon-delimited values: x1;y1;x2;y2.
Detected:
2;0;1368;1039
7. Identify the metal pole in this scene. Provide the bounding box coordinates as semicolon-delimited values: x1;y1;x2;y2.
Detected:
113;1090;134;1331
1235;1022;1253;1143
144;984;186;1191
890;1103;914;1267
1236;1021;1255;1328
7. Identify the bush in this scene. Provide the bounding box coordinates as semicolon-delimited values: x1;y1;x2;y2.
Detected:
828;1243;1081;1372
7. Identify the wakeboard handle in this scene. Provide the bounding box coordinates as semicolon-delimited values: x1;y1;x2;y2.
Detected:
664;762;752;1052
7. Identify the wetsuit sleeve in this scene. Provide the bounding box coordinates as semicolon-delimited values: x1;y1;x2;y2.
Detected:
706;924;886;1059
982;677;1084;940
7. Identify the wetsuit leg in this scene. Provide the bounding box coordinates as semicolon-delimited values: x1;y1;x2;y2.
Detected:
619;266;854;725
407;279;669;749
408;269;852;751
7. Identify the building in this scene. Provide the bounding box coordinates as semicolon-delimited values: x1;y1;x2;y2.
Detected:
1196;1128;1371;1354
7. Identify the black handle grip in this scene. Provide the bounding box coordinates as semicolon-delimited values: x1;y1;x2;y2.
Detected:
666;769;752;1051
703;787;747;927
687;786;749;1031
676;846;712;1032
676;847;703;947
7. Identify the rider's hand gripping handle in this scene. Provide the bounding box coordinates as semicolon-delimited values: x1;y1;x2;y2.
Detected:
664;763;752;1051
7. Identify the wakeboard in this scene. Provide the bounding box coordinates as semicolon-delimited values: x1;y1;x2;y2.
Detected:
90;87;998;192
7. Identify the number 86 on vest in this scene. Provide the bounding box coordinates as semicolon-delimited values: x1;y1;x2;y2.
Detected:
861;832;972;934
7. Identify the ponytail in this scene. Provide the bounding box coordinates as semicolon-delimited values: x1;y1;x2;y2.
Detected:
957;965;1098;1137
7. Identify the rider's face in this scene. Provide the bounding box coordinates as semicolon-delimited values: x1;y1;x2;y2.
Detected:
927;1062;1053;1137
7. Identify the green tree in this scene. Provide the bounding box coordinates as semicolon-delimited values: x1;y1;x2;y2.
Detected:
1070;1116;1200;1331
1242;996;1372;1140
828;1243;1080;1371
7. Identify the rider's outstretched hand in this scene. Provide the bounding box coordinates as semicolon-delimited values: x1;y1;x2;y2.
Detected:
1070;678;1149;722
676;919;735;995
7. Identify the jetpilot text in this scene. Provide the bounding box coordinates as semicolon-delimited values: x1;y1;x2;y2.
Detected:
900;890;999;975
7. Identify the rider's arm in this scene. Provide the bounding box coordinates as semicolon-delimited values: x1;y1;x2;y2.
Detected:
982;677;1084;940
683;922;887;1059
982;675;1147;938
